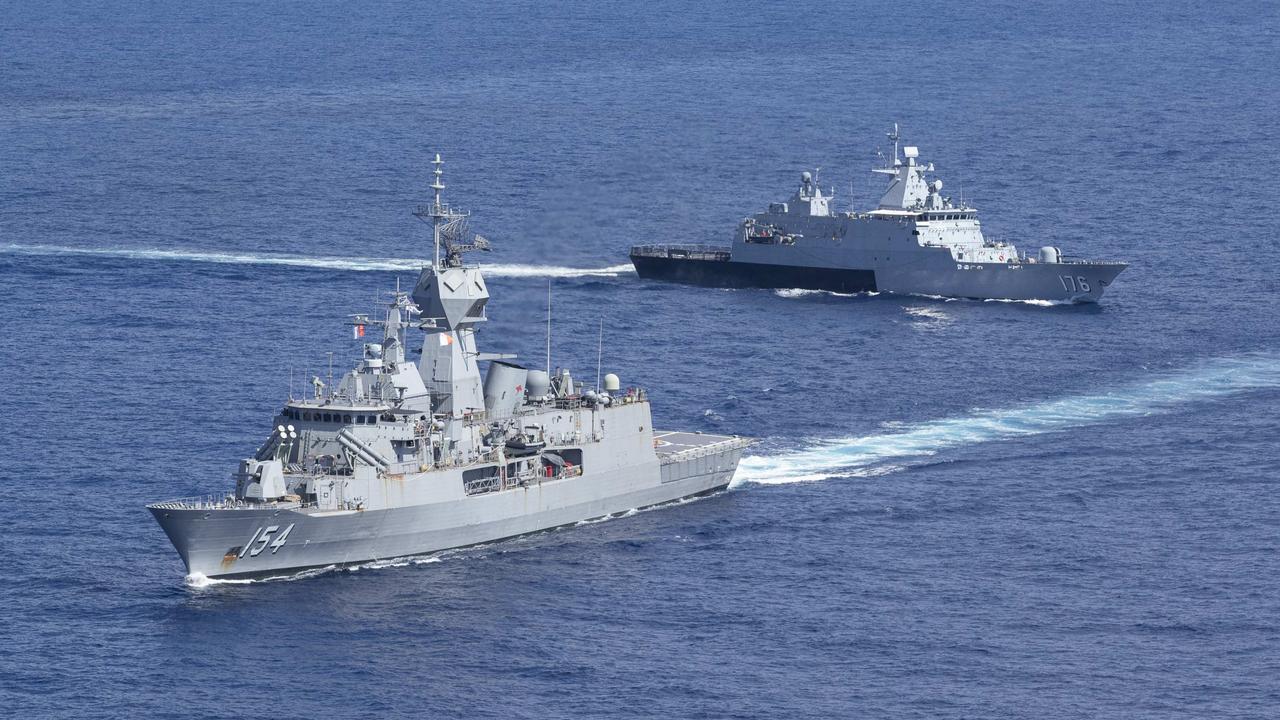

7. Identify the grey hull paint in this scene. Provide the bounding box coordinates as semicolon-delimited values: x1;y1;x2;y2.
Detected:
151;446;744;579
147;161;755;581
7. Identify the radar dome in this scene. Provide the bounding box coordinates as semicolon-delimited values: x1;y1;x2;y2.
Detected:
525;369;550;399
801;171;812;183
603;373;621;392
930;179;943;193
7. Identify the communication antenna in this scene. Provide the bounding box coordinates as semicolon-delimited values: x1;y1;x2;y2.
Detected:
545;279;552;375
595;318;603;390
327;351;334;400
289;365;294;401
430;154;445;269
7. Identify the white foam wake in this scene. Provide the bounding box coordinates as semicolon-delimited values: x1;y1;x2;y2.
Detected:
733;353;1280;486
773;288;872;299
1;243;633;278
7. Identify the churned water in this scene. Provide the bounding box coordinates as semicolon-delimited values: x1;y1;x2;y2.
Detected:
3;1;1279;718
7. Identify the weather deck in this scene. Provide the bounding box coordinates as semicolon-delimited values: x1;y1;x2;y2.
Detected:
652;430;750;461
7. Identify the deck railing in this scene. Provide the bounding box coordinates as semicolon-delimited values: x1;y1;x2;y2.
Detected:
148;495;314;511
630;244;731;262
656;436;754;465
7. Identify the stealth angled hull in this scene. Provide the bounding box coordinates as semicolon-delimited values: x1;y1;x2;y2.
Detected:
630;126;1127;303
631;248;1126;303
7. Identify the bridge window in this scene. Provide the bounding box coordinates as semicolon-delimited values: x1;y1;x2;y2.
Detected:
356;416;365;424
343;414;352;423
323;413;332;422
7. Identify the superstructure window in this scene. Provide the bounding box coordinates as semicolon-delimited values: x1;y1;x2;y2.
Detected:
323;413;332;422
356;416;365;424
343;414;352;423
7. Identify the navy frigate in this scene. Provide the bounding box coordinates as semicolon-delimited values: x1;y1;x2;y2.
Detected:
148;156;752;581
631;125;1126;302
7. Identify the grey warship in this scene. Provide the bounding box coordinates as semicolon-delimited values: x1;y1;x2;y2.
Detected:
631;126;1126;302
148;156;752;581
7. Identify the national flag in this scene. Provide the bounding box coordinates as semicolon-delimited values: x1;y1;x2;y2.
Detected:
438;333;454;347
353;324;365;339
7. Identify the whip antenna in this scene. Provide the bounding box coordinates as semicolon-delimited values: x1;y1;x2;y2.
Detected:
596;317;603;390
545;279;552;375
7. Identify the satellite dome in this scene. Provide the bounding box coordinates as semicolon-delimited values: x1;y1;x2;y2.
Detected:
930;179;943;193
801;171;812;183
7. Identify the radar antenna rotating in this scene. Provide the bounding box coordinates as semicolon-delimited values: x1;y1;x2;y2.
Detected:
413;154;492;269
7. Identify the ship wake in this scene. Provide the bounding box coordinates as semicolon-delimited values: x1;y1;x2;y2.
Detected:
732;352;1280;486
1;243;634;278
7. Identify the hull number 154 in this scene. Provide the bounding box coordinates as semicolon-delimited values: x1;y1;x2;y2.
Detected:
239;523;295;558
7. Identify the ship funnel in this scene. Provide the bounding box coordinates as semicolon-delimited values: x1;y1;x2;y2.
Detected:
483;361;529;418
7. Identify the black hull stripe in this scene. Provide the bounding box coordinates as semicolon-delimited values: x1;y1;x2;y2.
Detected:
630;255;877;293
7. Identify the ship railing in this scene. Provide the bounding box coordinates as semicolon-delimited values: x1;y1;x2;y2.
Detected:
1057;255;1127;265
148;495;315;511
1014;254;1127;266
463;475;502;496
656;436;754;464
629;244;731;262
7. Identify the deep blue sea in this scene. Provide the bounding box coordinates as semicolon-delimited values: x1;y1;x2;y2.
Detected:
3;1;1280;718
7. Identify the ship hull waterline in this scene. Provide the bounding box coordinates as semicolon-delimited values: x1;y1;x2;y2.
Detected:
150;448;744;580
630;253;1127;303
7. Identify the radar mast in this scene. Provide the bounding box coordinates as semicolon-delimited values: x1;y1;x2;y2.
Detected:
413;154;490;269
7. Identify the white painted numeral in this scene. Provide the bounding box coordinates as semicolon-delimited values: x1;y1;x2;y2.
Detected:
269;524;294;554
238;528;261;558
249;525;279;556
241;523;296;558
1060;275;1092;293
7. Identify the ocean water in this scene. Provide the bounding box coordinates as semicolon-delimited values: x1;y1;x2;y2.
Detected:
3;1;1280;717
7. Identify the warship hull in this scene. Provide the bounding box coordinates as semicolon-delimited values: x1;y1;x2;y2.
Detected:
631;247;1126;303
149;432;748;580
631;252;878;293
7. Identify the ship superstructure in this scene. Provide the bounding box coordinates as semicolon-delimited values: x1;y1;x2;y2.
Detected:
631;125;1126;302
148;156;751;580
